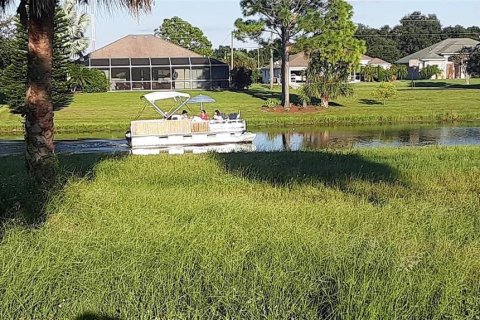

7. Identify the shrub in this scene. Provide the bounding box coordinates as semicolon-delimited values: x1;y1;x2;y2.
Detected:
373;82;397;105
231;67;252;90
68;64;109;93
420;65;442;80
265;98;281;107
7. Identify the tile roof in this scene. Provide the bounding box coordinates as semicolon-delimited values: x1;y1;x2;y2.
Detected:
89;34;203;59
396;38;479;64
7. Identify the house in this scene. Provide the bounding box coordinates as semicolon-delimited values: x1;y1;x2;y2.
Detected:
261;53;391;84
84;34;230;91
395;38;480;80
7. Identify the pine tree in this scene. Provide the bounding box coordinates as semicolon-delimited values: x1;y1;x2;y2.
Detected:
0;2;72;113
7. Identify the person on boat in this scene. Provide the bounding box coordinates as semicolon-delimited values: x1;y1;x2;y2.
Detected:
213;110;223;121
200;109;209;120
181;110;189;119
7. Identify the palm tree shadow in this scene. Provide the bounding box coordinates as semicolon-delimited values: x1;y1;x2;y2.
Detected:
212;151;403;203
75;312;120;320
0;153;124;235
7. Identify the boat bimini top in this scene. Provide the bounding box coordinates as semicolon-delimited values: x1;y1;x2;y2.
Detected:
141;91;191;119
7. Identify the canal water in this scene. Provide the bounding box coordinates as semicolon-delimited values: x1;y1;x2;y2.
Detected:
1;124;479;156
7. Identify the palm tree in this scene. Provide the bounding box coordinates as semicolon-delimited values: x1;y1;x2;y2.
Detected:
0;0;152;184
61;0;90;59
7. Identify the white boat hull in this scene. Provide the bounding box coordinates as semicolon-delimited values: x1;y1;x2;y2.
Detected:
131;132;256;148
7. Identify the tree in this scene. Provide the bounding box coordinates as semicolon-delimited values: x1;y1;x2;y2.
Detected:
231;67;252;90
355;24;402;63
362;65;376;82
466;44;480;77
1;8;74;113
154;16;213;57
450;47;472;84
394;11;442;56
298;0;364;108
395;64;408;80
235;0;323;108
0;0;152;184
0;16;15;69
420;65;442;80
61;0;89;59
373;82;397;105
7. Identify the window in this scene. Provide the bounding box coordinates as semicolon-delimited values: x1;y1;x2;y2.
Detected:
131;67;151;81
171;58;190;65
151;58;170;65
212;66;228;80
131;58;150;66
111;58;130;66
90;59;109;66
111;68;130;80
172;68;190;81
152;67;171;81
191;67;210;80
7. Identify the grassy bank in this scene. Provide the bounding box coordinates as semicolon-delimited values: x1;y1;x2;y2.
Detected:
1;147;479;318
1;79;480;134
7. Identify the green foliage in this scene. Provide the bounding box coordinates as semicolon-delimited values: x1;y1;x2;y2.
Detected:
395;64;408;80
235;0;322;107
68;64;108;93
355;24;402;63
265;97;281;107
0;8;73;113
298;0;364;107
394;11;443;56
420;65;442;80
373;82;398;105
251;68;261;83
60;0;90;58
362;65;376;82
467;44;480;77
154;16;213;57
0;16;15;69
1;147;480;317
231;67;253;90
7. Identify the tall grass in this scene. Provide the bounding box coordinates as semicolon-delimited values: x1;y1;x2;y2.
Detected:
0;147;479;318
1;79;480;134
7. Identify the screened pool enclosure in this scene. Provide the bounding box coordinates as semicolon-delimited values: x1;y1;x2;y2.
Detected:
86;57;230;91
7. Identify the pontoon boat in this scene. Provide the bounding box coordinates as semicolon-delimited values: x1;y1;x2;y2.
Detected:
126;91;256;150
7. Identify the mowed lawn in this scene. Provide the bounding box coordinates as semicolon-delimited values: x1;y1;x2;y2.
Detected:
0;147;479;318
1;79;480;133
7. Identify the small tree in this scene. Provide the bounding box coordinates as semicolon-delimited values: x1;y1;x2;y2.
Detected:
362;65;376;82
467;44;480;77
395;64;408;80
450;47;472;84
298;0;364;108
373;82;397;105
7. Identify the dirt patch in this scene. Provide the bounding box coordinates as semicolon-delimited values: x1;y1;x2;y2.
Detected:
261;105;325;113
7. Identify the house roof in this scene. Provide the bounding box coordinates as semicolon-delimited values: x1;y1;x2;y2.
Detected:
369;57;391;66
289;52;309;67
89;34;203;59
396;38;480;64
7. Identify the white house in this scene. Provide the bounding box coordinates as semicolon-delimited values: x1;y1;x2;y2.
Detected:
395;38;479;80
261;53;392;85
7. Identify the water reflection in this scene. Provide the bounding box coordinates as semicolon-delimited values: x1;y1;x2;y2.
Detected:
253;126;480;151
0;125;479;156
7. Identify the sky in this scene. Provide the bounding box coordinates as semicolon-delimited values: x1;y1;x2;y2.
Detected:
29;0;480;51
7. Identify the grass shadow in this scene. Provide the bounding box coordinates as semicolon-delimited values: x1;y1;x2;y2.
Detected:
407;81;480;90
75;313;120;320
213;151;402;204
239;87;281;101
0;153;124;234
359;98;382;106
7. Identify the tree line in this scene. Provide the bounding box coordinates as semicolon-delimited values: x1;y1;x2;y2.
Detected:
356;11;480;63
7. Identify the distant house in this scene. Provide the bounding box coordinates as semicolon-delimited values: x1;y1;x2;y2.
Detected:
395;38;480;80
84;34;230;91
261;53;391;84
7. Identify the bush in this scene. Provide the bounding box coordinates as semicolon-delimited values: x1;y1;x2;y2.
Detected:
231;67;252;90
68;64;109;93
373;82;397;105
420;65;442;80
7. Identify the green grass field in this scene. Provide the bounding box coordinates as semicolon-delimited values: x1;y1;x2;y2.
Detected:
1;79;480;134
1;147;479;318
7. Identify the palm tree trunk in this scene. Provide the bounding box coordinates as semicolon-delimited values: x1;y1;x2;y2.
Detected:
280;30;290;108
25;11;56;184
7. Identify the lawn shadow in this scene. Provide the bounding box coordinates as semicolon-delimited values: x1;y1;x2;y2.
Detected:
0;153;124;234
229;88;280;102
75;312;120;320
213;151;402;204
407;81;480;90
359;98;382;106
